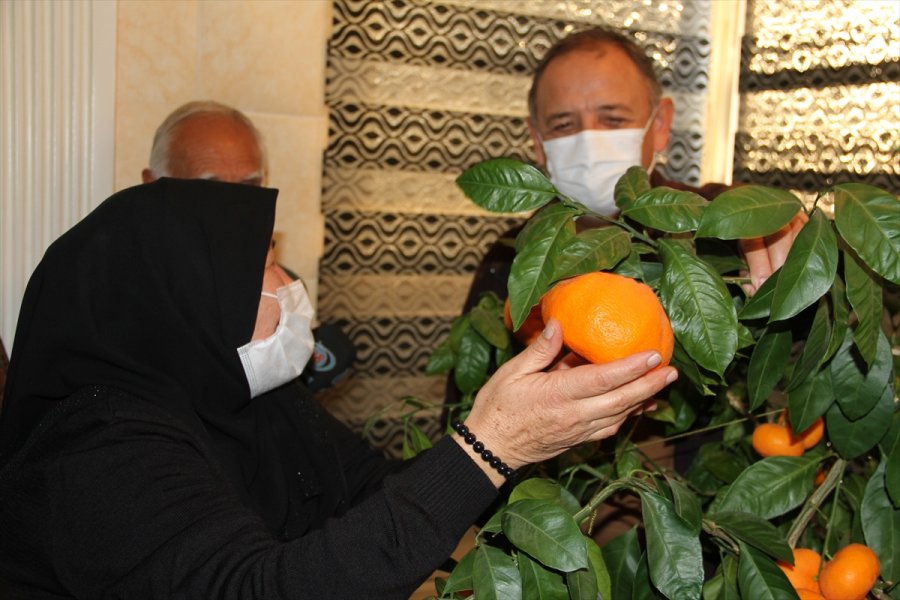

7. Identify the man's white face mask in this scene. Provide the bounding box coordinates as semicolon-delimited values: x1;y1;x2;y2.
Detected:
542;107;658;216
237;278;315;398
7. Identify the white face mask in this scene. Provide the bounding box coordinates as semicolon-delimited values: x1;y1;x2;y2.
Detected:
542;108;658;216
237;278;315;398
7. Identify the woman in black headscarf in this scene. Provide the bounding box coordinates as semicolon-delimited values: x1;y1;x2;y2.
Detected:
0;178;676;598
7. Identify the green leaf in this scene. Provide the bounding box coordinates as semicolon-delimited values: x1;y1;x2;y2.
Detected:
670;341;718;397
443;550;475;594
425;340;455;375
659;239;738;376
401;422;433;459
621;187;707;233
640;491;704;600
844;249;884;369
509;203;577;329
712;455;819;519
825;274;850;365
518;552;568;599
770;210;838;322
456;157;559;213
448;315;470;353
738;269;780;320
826;382;894;459
508;478;581;515
615;166;652;212
747;325;792;410
886;438;900;508
470;306;509;350
602;528;641;600
834;182;900;284
736;542;799;600
786;298;832;391
454;324;492;394
502;499;588;572
696;186;803;239
703;554;740;600
566;538;612;600
473;544;522;600
861;462;900;583
616;439;643;479
666;475;703;535
553;227;632;281
831;328;893;420
632;552;662;600
708;512;792;563
787;367;834;433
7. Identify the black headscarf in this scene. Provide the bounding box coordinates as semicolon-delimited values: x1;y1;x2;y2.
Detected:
0;179;330;527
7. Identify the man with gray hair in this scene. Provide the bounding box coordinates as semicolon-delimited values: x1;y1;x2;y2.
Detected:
142;100;354;392
142;100;267;186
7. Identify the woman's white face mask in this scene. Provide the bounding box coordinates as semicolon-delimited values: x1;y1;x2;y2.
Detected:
541;107;658;216
237;278;315;398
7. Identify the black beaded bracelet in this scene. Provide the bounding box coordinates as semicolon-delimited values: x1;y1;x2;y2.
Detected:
451;419;515;480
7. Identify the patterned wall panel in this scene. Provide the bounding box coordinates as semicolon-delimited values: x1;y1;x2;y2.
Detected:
321;0;715;456
735;0;900;206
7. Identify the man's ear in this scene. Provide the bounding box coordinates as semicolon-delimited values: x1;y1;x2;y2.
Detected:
141;168;156;184
527;118;546;169
651;97;674;154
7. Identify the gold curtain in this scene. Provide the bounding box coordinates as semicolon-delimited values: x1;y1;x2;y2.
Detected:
734;0;899;208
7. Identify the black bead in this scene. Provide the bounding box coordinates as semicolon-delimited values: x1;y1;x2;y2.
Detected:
489;456;502;468
464;432;476;444
480;449;493;461
472;441;484;453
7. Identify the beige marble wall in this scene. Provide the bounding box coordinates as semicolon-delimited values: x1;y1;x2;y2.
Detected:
114;0;331;305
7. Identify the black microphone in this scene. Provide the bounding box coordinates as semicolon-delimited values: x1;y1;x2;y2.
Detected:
301;322;356;392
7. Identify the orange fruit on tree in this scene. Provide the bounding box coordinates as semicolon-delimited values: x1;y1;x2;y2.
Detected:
778;548;822;593
818;543;880;600
779;412;825;449
539;271;674;366
797;589;826;600
752;423;805;457
815;467;827;487
502;297;545;346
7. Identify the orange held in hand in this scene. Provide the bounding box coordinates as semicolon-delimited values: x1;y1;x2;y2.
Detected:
818;543;880;600
540;271;674;366
752;423;805;457
778;548;822;594
503;297;545;346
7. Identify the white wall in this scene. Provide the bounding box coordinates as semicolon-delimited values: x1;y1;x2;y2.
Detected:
0;0;117;347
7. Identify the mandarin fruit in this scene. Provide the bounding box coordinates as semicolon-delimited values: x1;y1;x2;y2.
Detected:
779;412;826;449
797;589;826;600
819;544;880;600
752;423;805;457
539;271;673;366
778;548;822;592
502;297;545;346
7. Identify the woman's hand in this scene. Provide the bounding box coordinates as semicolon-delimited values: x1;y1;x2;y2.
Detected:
452;319;677;487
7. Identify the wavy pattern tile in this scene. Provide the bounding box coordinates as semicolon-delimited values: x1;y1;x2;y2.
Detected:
323;0;714;457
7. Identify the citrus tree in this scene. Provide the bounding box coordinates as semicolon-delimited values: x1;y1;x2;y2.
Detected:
392;159;898;599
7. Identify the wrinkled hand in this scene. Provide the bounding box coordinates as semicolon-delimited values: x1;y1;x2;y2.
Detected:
739;211;808;296
455;319;678;486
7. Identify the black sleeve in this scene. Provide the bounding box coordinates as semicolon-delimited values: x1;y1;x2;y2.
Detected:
29;409;497;599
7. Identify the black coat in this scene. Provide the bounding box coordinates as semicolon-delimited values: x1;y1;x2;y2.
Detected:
0;179;496;599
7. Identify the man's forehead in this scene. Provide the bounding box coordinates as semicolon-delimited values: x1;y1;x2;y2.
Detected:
535;46;653;113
